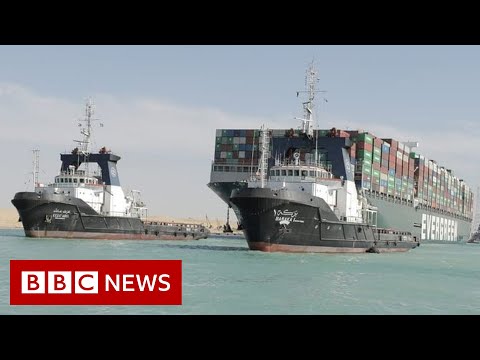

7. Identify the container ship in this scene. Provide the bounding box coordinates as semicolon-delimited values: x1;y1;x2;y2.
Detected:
207;64;473;246
12;99;209;241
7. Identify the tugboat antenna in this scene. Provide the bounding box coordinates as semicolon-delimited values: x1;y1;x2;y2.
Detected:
75;97;103;155
259;125;270;188
295;60;326;138
32;149;39;189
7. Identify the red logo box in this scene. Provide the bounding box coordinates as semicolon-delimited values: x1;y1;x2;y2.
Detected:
10;260;182;305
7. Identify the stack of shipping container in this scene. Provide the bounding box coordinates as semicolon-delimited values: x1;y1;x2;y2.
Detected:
412;154;473;218
214;129;260;167
347;130;472;219
212;128;473;219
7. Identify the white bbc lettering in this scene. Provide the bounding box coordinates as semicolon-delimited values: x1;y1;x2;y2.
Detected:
74;272;98;294
21;271;98;294
48;271;72;294
21;271;45;294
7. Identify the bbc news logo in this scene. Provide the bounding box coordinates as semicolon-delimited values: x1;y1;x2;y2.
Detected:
10;260;182;305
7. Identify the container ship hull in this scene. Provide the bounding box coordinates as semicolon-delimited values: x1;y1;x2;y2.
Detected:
365;193;471;243
12;192;209;240
230;188;420;253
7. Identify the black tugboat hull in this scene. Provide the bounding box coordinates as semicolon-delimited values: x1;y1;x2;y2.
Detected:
230;187;420;253
12;192;209;240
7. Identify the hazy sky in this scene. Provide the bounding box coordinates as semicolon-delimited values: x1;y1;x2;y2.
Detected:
1;45;480;222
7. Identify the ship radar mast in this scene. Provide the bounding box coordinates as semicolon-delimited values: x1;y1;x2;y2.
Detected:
295;60;326;138
32;148;39;189
75;98;103;155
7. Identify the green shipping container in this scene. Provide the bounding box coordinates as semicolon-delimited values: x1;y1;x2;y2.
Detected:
361;158;372;166
356;149;372;160
362;165;372;175
358;133;373;144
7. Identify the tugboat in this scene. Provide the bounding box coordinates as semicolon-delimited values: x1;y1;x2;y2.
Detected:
229;64;420;253
467;224;480;244
11;99;209;241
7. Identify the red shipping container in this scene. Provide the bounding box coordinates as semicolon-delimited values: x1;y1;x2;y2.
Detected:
383;138;399;148
374;137;383;147
356;142;373;151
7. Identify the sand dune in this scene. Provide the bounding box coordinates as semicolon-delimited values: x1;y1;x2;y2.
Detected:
0;208;23;229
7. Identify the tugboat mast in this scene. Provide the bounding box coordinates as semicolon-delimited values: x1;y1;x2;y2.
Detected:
295;61;326;138
32;149;39;189
76;98;102;155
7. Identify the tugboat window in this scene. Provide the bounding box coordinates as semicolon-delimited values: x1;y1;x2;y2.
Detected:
288;170;293;176
294;170;300;177
281;170;287;176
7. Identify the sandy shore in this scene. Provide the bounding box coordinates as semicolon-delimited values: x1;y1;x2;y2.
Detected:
0;208;23;229
0;208;241;235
